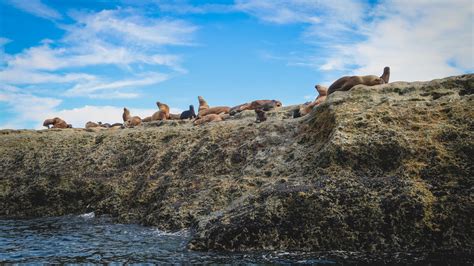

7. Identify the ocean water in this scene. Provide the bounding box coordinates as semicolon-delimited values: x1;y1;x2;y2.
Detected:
0;214;470;264
0;214;335;264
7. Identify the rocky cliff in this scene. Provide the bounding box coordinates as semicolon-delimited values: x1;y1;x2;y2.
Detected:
1;74;472;257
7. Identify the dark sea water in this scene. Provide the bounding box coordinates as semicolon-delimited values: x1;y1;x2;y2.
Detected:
0;214;471;264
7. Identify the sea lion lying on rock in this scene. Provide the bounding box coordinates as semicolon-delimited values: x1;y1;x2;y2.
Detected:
194;113;226;125
43;117;71;129
196;96;230;118
229;103;251;115
180;105;196;119
198;96;209;112
327;68;387;95
249;100;282;111
294;85;328;118
85;121;100;128
198;106;231;118
168;113;181;120
151;101;170;121
142;116;152;122
255;109;267;123
122;107;142;127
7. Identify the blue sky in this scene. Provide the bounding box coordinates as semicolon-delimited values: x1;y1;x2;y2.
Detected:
0;0;472;129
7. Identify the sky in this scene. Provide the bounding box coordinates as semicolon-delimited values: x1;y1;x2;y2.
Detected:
0;0;473;129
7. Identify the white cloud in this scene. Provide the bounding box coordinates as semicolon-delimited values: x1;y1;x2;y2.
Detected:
240;0;473;82
64;73;169;98
1;8;197;100
0;86;183;129
7;0;62;20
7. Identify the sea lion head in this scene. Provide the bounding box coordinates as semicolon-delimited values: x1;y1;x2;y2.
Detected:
315;85;328;96
273;100;282;107
156;101;162;108
189;105;194;111
123;107;129;113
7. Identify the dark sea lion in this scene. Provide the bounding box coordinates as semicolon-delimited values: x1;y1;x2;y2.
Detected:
255;109;267;123
249;100;282;111
180;105;196;119
380;66;390;83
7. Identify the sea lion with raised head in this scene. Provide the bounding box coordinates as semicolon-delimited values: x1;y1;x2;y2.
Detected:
180;105;196;119
327;68;387;95
151;101;171;121
255;109;267;123
380;66;390;83
198;96;210;112
43;117;70;129
122;107;142;127
194;113;224;126
294;85;328;118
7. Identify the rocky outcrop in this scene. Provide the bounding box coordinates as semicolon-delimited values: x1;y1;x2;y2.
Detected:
0;74;472;256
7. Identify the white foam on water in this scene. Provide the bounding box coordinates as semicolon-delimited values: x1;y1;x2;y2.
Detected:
152;228;190;237
78;212;95;219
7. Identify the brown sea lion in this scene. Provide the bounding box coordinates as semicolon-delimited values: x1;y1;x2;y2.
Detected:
151;101;171;121
327;68;387;95
142;116;152;122
194;114;224;125
122;107;142;127
249;100;282;111
85;121;100;128
198;96;210;112
229;103;251;115
295;85;329;118
255;109;267;123
380;66;390;83
168;113;181;120
180;105;196;119
198;106;231;118
43;117;70;129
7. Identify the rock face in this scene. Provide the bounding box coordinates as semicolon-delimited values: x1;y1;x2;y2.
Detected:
0;74;472;255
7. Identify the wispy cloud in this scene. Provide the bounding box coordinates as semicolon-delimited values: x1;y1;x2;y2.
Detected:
240;0;473;82
1;8;197;99
7;0;62;20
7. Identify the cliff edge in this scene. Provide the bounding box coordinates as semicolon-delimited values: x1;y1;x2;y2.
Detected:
1;74;472;256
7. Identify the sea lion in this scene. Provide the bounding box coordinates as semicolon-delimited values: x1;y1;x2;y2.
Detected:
248;100;282;111
229;103;251;115
122;107;142;127
180;105;196;119
85;121;100;128
198;96;210;112
255;109;267;123
194;114;224;126
380;66;390;83
142;116;152;122
198;106;231;118
97;122;111;128
151;101;171;121
43;117;70;129
168;113;181;120
327;68;387;95
294;85;328;118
